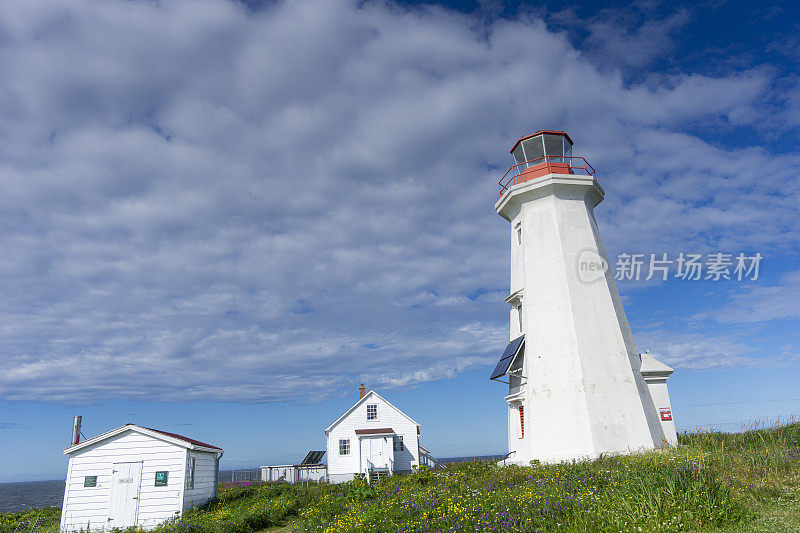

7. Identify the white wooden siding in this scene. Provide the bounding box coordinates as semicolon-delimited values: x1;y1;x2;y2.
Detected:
326;393;420;480
182;451;218;510
60;429;200;531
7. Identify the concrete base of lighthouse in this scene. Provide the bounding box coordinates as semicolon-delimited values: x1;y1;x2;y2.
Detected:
495;173;666;464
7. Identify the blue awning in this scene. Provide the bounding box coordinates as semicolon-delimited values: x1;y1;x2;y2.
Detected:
490;335;524;380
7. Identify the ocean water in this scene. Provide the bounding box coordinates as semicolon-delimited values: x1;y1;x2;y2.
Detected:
0;480;64;514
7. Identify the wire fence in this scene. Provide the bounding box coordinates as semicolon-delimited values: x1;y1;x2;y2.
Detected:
218;468;261;483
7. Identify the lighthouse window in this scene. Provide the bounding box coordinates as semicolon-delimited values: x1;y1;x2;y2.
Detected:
517;304;523;332
544;134;565;162
519;405;525;438
511;144;526;166
515;223;522;245
522;137;544;165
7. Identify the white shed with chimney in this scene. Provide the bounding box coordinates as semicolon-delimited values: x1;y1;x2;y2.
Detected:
324;386;436;483
60;422;223;532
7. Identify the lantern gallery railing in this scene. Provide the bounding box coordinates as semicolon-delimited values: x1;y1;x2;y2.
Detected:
498;155;596;195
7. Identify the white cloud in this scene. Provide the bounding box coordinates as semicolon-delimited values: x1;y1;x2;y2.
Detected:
637;331;799;371
700;270;800;324
0;0;796;402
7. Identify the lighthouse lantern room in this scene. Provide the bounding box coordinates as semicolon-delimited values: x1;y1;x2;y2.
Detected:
510;130;573;166
500;131;596;194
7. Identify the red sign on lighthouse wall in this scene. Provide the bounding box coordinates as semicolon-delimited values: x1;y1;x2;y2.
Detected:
659;408;672;421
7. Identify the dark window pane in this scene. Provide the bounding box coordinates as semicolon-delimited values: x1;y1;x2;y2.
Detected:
544;134;564;157
522;137;544;164
511;144;526;166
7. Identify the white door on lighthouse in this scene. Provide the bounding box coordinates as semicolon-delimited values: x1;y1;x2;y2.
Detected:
109;462;143;528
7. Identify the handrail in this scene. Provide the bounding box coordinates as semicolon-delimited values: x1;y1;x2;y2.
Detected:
498;155;596;195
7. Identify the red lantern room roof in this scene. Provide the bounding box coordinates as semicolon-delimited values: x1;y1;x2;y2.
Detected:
509;130;573;154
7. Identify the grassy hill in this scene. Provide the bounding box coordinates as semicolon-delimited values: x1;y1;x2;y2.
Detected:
3;421;800;532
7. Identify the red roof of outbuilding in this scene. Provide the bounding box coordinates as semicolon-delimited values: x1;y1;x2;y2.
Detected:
138;425;222;450
64;423;223;453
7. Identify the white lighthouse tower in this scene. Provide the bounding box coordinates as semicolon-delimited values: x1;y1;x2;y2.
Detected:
491;131;667;464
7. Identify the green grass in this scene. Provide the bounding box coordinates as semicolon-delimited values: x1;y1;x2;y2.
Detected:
0;507;60;533
3;421;800;533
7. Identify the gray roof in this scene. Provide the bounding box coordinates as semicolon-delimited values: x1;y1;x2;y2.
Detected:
640;353;674;376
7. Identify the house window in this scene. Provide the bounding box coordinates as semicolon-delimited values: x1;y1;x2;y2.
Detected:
339;439;350;455
188;456;195;489
393;436;404;452
519;405;525;439
366;404;378;420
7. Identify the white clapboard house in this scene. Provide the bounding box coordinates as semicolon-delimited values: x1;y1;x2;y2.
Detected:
324;386;436;483
60;423;223;531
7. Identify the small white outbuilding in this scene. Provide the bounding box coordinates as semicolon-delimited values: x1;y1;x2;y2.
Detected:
60;424;223;532
640;353;678;447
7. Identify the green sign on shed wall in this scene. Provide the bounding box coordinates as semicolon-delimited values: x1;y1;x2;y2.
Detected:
84;476;97;487
155;471;168;486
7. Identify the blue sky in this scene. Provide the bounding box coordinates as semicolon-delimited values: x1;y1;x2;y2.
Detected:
0;0;799;482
